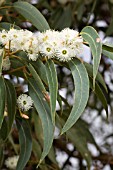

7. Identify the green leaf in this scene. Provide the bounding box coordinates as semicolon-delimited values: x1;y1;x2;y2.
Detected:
0;49;4;77
102;49;113;61
53;5;72;30
16;119;32;170
81;26;102;88
89;78;108;116
33;111;43;144
57;116;92;169
67;124;92;169
45;59;58;124
84;62;107;92
0;146;4;168
48;146;58;165
102;44;113;52
13;1;50;31
28;77;54;165
4;79;16;137
30;59;47;85
28;63;46;92
106;18;113;36
57;93;63;114
32;138;42;161
0;77;5;129
61;58;89;134
0;22;20;30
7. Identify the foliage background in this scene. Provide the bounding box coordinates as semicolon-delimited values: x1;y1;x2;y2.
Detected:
0;0;113;169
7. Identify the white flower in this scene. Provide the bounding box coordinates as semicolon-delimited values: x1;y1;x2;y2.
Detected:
0;30;9;45
39;43;55;58
2;57;11;71
27;53;38;61
56;46;74;62
5;155;19;170
17;94;33;111
38;30;60;58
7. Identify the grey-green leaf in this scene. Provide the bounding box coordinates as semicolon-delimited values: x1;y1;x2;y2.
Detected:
81;26;102;88
28;63;46;92
45;59;58;124
84;62;107;92
90;78;108;116
61;58;89;134
16;119;32;170
28;77;54;165
13;1;50;31
30;59;47;84
102;49;113;61
0;49;4;77
0;77;5;129
67;124;92;169
0;22;20;30
4;79;16;138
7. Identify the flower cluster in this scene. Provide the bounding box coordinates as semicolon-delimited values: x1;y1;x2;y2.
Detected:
5;155;19;169
0;28;83;62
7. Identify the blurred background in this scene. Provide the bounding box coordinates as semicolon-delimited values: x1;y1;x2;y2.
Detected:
1;0;113;169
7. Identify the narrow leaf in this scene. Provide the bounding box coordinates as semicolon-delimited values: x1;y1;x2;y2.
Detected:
0;146;4;168
67;126;92;169
90;78;108;116
61;58;89;134
102;49;113;60
16;119;32;170
3;79;16;138
28;63;46;92
28;77;54;164
0;22;20;30
0;77;5;128
84;62;107;92
32;138;42;161
31;59;47;85
13;2;50;31
0;49;4;76
45;59;58;124
81;26;102;88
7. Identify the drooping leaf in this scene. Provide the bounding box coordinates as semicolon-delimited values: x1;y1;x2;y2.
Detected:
13;1;50;31
32;138;42;161
106;18;113;36
48;146;58;165
28;63;46;92
0;119;7;144
31;59;47;85
102;44;113;52
67;124;92;169
89;77;108;117
81;26;102;88
84;62;107;92
0;77;5;129
61;58;89;134
0;22;20;30
102;47;113;60
0;146;4;168
57;93;63;115
16;119;32;170
53;5;72;30
33;111;43;144
4;79;16;137
0;49;4;77
45;59;58;124
57;116;92;169
28;77;54;165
